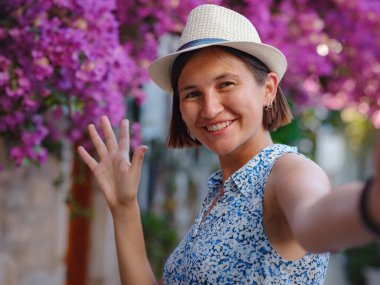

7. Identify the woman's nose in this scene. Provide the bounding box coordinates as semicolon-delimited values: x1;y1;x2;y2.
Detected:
200;92;224;119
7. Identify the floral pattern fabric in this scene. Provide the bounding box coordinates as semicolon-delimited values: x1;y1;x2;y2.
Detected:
163;144;329;284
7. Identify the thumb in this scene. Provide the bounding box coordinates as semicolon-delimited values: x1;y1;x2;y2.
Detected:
130;145;148;176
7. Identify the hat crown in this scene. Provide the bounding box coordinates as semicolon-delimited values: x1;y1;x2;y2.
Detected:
148;4;287;93
178;4;261;49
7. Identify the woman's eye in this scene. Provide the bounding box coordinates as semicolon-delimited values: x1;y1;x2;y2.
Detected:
185;91;200;99
220;81;234;89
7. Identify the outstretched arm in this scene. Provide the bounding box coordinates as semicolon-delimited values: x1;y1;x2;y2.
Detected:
272;147;379;253
78;115;156;285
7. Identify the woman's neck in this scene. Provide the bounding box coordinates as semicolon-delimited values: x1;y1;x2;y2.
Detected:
219;134;273;182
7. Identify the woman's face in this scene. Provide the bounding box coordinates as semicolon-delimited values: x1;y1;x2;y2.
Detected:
178;47;276;158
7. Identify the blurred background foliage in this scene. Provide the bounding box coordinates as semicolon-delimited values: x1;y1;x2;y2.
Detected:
141;211;178;277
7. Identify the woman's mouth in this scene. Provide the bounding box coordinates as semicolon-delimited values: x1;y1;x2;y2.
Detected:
206;121;232;132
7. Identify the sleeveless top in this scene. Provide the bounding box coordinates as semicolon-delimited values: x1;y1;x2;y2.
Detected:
163;144;330;284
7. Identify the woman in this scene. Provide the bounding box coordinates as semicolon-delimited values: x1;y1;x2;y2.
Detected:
78;4;380;284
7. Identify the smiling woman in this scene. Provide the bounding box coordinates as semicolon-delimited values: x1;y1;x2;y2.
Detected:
77;4;380;285
176;47;274;158
168;46;293;149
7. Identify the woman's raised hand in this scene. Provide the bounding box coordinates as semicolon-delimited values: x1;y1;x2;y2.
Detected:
77;116;148;213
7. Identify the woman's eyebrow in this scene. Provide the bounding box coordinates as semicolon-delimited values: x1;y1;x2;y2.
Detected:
179;73;239;92
214;73;239;81
179;84;197;93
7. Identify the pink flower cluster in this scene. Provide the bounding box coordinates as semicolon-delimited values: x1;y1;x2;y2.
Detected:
321;0;380;123
0;0;140;166
238;0;380;118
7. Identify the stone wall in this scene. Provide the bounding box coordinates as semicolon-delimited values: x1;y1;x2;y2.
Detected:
0;140;71;285
0;138;127;285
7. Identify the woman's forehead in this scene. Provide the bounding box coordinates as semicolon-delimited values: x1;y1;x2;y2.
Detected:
180;47;246;74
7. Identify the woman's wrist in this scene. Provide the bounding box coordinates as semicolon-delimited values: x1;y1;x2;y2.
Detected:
359;178;380;237
111;199;141;221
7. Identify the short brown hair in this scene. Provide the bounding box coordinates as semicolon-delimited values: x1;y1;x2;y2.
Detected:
167;46;293;148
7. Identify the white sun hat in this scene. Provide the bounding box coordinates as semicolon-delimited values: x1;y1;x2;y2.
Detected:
148;4;287;94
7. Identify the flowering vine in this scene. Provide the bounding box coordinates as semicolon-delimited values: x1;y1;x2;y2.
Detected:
0;0;379;167
0;0;138;166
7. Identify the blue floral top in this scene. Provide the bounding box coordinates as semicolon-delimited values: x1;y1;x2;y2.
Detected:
163;144;329;284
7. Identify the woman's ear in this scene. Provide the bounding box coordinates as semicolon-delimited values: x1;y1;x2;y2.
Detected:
264;72;279;107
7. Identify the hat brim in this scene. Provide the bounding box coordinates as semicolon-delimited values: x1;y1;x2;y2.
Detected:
148;40;287;94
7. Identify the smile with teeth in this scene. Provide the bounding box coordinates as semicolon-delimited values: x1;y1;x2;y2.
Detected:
206;121;232;132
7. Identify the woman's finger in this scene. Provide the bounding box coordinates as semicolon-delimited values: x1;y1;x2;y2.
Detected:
130;145;148;179
119;119;130;153
101;116;118;152
88;124;108;159
77;146;98;170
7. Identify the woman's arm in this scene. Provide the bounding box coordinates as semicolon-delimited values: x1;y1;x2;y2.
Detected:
272;153;379;253
78;116;156;285
112;202;156;285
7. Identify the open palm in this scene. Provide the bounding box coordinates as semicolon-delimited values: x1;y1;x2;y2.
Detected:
77;116;147;212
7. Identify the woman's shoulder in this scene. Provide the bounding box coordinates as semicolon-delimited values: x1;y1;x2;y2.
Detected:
271;149;330;188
